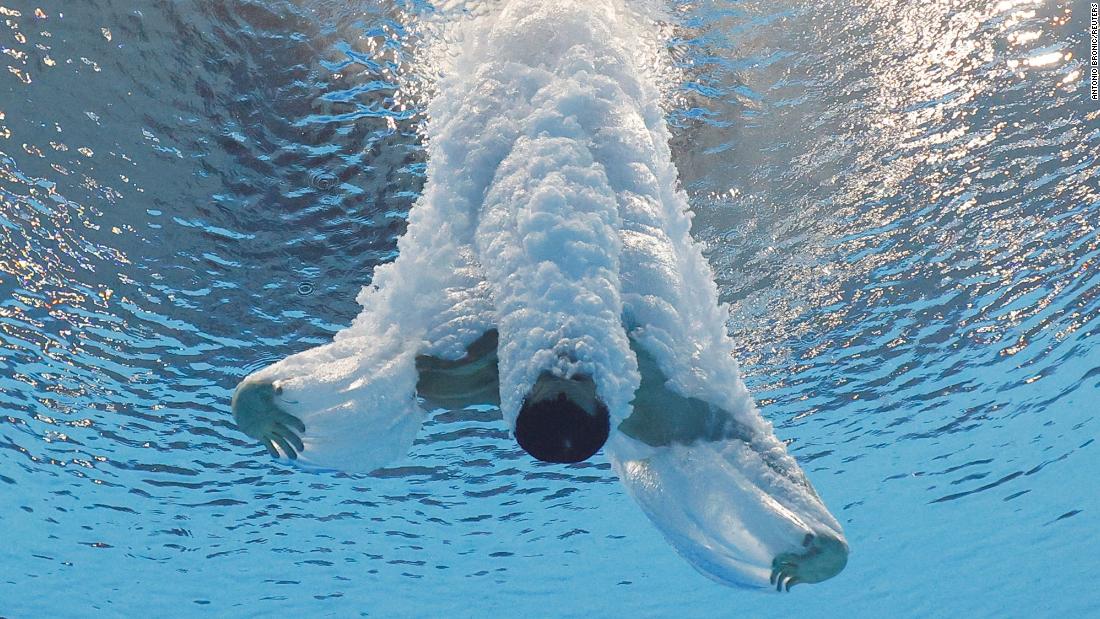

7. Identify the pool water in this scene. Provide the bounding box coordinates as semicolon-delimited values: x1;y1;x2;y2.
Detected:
1;0;1096;616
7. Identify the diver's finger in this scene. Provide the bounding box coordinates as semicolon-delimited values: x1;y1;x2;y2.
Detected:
262;437;279;458
785;577;799;592
270;433;298;460
770;567;778;585
276;410;306;433
273;424;304;452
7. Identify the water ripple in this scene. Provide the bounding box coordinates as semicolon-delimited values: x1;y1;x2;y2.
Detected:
0;0;1096;616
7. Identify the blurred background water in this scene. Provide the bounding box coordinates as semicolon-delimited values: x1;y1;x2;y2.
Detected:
0;0;1096;616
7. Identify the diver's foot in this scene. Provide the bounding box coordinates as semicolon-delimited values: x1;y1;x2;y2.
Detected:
769;532;849;591
231;380;306;459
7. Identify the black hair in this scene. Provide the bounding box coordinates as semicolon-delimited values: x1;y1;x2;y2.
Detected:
515;392;610;463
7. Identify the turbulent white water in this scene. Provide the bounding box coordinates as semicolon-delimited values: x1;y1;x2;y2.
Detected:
241;0;846;589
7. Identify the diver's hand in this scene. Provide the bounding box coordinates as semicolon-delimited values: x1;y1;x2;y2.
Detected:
769;532;849;591
231;380;306;459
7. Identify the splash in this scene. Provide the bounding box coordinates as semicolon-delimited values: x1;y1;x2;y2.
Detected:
237;0;847;590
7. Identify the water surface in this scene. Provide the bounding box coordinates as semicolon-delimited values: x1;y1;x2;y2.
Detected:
1;0;1096;616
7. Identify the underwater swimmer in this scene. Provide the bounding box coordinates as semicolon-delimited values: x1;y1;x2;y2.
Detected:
230;0;847;591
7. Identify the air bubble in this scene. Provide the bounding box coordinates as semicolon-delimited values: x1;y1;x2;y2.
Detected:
309;170;337;191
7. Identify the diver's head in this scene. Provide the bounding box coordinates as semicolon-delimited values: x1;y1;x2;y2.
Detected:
515;372;610;463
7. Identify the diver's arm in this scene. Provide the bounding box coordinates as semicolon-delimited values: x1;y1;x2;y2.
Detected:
617;337;752;447
611;336;849;590
232;330;499;463
415;329;501;410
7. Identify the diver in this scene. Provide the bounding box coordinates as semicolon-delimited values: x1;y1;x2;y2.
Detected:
230;0;849;592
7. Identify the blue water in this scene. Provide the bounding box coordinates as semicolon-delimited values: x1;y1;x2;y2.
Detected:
1;0;1097;616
